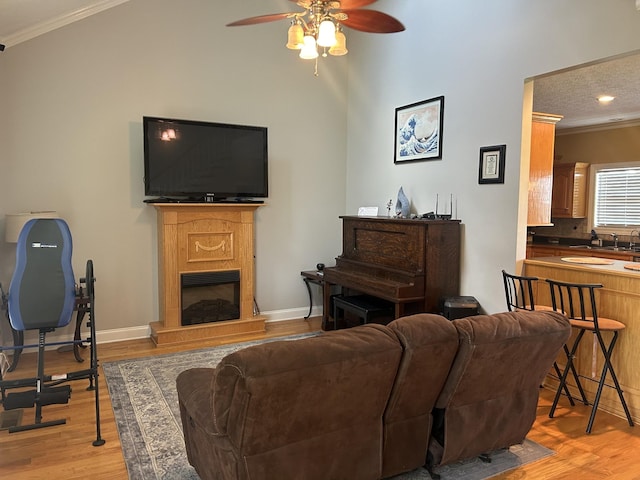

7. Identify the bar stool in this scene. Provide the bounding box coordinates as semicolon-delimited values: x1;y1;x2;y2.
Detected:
546;278;634;433
502;270;555;312
502;270;572;400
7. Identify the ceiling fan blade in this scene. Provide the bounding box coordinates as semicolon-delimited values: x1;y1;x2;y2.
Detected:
290;0;378;8
340;10;405;33
226;13;292;27
337;0;379;8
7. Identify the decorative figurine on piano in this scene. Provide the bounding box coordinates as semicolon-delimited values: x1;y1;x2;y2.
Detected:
395;186;410;218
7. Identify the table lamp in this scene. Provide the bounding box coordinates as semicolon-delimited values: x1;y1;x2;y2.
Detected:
5;211;59;243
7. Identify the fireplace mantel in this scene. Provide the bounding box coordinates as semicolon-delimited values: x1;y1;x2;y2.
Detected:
149;203;266;345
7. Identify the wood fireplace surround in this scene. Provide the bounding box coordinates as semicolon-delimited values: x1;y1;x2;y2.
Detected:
149;203;266;345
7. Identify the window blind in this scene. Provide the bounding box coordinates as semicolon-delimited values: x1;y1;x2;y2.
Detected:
594;166;640;227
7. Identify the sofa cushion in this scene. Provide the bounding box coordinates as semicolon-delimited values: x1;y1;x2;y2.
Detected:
382;313;459;477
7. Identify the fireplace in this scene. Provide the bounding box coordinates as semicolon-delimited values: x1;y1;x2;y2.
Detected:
149;203;266;346
181;271;240;326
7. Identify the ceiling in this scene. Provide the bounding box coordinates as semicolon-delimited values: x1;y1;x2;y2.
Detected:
1;0;640;131
533;52;640;130
0;0;129;47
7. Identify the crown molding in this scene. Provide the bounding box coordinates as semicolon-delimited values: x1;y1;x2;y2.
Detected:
532;112;563;124
556;118;640;135
1;0;130;48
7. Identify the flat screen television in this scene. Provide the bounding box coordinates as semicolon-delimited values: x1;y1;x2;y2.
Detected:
143;116;268;202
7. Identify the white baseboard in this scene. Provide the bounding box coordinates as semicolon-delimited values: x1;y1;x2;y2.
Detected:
15;325;151;350
96;325;152;343
263;305;322;323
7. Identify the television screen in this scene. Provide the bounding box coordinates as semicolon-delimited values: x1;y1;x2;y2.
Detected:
143;116;268;201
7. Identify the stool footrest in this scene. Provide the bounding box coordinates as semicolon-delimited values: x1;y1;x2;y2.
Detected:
576;374;623;392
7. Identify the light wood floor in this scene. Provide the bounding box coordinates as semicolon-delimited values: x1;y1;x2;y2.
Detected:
1;316;639;479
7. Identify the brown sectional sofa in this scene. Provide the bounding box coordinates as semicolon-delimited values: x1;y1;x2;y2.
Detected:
176;310;570;480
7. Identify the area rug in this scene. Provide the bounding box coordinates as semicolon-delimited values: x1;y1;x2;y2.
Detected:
103;333;553;480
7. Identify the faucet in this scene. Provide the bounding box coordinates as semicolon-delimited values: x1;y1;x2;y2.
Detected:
611;233;619;250
630;230;640;249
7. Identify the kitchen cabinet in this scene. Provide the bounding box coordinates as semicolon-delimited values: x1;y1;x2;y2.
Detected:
527;112;563;226
551;162;589;218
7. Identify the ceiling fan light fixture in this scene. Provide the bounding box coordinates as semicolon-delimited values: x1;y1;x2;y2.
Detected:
286;22;304;49
329;29;348;56
227;1;405;74
299;35;319;59
317;19;337;47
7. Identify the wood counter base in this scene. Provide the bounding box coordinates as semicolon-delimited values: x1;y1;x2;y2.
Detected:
524;256;640;425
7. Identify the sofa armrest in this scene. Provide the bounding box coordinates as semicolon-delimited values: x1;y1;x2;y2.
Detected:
177;367;228;436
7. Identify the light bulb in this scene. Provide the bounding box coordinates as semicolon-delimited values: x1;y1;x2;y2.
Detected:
317;19;336;47
299;35;318;59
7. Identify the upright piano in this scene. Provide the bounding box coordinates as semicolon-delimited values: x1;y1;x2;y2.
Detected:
322;216;461;329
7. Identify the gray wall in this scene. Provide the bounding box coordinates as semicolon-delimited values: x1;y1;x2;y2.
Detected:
345;0;640;313
0;0;347;342
2;0;640;340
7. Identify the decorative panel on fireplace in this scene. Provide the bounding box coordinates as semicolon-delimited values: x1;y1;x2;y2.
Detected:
187;232;234;263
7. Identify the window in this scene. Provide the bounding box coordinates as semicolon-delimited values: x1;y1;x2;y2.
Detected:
591;162;640;233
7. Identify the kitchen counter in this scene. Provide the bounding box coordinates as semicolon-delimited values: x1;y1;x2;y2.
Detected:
526;255;640;276
524;256;640;424
527;244;640;262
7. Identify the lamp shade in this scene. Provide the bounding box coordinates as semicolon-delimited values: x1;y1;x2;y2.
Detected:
286;23;304;49
299;35;318;59
329;30;348;56
5;211;59;243
317;20;336;47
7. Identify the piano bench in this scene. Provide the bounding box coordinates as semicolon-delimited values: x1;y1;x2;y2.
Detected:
332;295;395;330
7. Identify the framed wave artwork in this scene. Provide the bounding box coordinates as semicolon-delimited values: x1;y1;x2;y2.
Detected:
394;95;444;163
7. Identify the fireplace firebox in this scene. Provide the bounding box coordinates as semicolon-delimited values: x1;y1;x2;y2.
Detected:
181;271;241;326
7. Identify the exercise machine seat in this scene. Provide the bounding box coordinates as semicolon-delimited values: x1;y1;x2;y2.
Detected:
8;218;76;332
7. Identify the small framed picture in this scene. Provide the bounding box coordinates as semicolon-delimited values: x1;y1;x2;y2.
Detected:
478;144;506;184
394;96;444;163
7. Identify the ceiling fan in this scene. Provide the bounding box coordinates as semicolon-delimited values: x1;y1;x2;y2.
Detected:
227;0;405;74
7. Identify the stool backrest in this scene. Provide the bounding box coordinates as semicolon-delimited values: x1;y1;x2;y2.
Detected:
8;218;76;331
502;270;539;311
545;278;601;324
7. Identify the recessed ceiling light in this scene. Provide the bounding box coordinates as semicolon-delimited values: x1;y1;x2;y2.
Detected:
598;95;615;104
